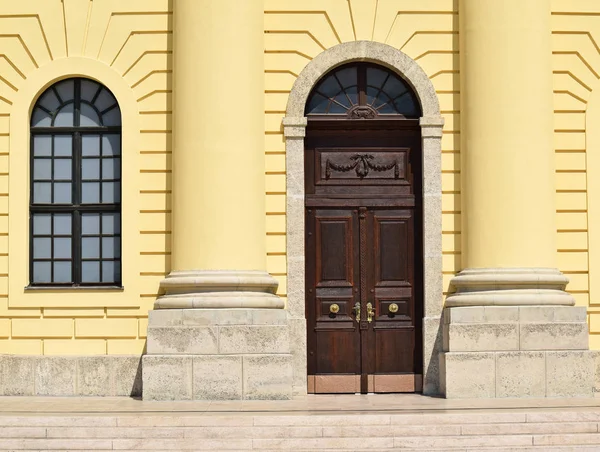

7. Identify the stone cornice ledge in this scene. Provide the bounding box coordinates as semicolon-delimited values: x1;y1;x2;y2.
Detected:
446;268;575;307
283;117;307;138
155;270;284;309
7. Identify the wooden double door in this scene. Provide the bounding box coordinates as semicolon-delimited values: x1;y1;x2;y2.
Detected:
305;121;423;394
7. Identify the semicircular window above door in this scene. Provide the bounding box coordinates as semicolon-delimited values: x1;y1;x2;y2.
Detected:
305;63;421;118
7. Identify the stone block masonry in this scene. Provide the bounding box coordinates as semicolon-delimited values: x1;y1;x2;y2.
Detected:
142;309;293;400
440;306;594;398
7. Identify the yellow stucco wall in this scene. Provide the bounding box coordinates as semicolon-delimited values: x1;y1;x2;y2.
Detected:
0;0;599;354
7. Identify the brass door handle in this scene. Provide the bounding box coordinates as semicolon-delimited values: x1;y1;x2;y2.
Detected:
389;303;399;314
329;303;340;314
367;302;375;323
353;302;360;323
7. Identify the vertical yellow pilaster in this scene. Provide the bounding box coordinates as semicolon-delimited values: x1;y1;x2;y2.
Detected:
172;0;266;272
448;0;573;306
459;0;556;269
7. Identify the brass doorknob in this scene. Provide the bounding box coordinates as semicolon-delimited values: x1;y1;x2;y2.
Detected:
389;303;399;314
329;303;340;314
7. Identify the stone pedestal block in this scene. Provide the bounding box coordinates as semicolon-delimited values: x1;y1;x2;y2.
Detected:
440;304;595;398
143;308;293;400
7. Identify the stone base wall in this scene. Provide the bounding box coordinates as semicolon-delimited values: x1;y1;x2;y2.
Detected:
0;355;142;396
440;306;595;398
142;308;293;400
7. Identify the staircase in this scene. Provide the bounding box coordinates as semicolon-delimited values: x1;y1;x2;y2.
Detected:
2;409;600;450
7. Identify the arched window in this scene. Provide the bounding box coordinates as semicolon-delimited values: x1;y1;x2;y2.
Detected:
305;63;421;118
30;78;121;286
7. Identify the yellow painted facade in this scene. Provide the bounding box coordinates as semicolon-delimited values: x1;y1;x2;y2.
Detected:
0;0;598;354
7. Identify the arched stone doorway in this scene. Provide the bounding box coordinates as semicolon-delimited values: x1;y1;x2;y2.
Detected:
283;41;444;396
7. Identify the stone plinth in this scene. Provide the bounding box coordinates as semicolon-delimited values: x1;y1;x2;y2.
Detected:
440;305;594;398
142;308;293;400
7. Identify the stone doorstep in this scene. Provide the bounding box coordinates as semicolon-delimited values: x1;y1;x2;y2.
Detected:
145;324;290;355
444;305;587;324
0;355;141;397
142;354;293;401
441;350;595;399
444;321;589;352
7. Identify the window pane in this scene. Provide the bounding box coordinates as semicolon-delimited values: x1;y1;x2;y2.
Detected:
102;213;120;235
82;159;100;180
33;238;51;259
54;79;74;103
102;182;119;203
82;237;100;259
102;237;120;259
82;135;100;156
53;182;72;203
82;214;100;235
102;107;121;126
54;104;74;127
54;135;72;157
33;262;51;283
80;103;101;127
31;109;51;127
81;79;99;102
102;134;120;156
53;238;71;259
82;182;100;203
38;90;60;112
33;214;51;235
53;262;72;283
102;261;117;283
82;261;100;283
306;93;328;114
366;67;388;89
335;67;357;89
94;89;116;112
33;183;51;203
317;75;342;98
33;160;51;180
102;158;120;180
33;135;52;156
53;159;72;181
53;214;72;235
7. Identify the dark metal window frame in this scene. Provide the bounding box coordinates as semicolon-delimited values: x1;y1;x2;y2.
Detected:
29;78;122;287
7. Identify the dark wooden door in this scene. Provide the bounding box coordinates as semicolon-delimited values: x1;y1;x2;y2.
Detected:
305;121;423;394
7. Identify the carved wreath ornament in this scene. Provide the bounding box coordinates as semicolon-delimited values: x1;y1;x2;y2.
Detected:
325;154;400;179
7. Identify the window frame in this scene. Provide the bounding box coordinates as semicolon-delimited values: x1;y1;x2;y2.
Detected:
29;78;122;288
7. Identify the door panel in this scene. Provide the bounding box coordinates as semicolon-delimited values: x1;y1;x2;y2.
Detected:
306;209;360;380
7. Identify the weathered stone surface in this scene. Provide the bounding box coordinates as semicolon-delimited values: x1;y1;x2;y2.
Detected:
219;325;289;354
142;355;192;401
445;323;518;352
0;356;35;396
442;352;495;398
423;316;442;396
496;351;545;398
192;356;242;400
77;357;110;396
243;355;293;400
110;356;142;397
35;357;76;396
520;322;588;351
519;306;587;323
146;326;218;354
287;317;307;396
546;351;594;397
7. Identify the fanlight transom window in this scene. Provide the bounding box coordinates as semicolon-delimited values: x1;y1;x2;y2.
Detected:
30;78;122;286
305;63;420;118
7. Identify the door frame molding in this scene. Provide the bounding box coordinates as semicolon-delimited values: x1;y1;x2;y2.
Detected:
283;41;445;396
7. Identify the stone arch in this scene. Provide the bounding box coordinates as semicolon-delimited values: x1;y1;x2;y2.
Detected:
283;41;445;396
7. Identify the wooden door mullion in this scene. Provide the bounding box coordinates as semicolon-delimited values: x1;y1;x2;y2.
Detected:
358;206;369;394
